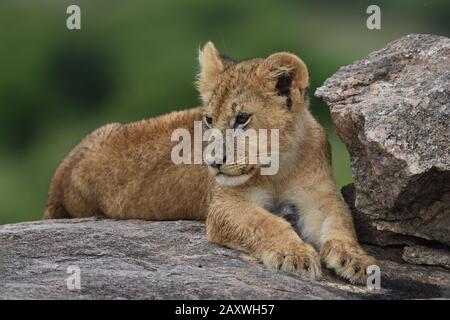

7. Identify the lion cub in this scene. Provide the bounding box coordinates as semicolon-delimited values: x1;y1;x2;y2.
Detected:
44;42;375;284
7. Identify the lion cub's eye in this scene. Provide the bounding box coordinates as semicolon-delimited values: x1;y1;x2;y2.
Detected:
235;112;251;126
204;115;213;128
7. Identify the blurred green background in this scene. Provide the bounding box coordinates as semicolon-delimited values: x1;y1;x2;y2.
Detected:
0;0;448;224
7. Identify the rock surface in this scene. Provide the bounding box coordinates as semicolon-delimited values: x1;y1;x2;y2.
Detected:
315;34;450;246
402;245;450;269
0;218;449;300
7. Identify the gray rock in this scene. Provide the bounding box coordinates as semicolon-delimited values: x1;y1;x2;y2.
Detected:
402;245;450;269
0;218;449;299
315;34;450;246
341;184;427;247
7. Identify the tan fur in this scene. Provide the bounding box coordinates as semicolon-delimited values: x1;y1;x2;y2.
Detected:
44;42;375;284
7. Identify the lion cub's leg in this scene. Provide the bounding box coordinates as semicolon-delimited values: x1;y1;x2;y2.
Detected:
206;192;321;280
287;182;375;284
317;201;375;285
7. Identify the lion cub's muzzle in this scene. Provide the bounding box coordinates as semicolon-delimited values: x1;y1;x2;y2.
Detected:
216;163;256;176
205;154;258;186
205;153;255;175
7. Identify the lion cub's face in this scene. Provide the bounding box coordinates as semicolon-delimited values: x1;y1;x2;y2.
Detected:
197;42;309;187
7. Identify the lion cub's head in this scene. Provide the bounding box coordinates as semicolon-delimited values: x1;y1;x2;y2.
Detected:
197;42;309;187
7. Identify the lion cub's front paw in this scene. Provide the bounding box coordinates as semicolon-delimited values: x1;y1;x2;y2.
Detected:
261;241;321;280
320;239;376;285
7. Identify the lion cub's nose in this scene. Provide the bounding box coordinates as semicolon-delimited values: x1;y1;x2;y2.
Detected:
205;154;226;168
211;162;222;169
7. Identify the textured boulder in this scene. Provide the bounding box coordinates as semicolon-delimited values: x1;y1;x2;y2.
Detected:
341;184;427;247
402;245;450;269
1;218;449;299
315;34;450;246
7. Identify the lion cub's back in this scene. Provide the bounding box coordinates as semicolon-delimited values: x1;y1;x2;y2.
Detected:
44;107;210;221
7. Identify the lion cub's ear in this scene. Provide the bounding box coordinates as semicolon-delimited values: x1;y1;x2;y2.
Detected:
197;41;233;103
256;52;309;109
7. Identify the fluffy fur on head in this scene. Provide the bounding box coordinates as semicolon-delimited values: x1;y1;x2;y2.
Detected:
197;41;310;186
197;41;235;103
